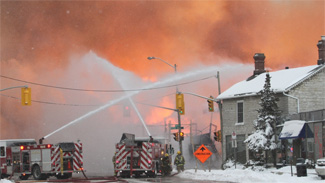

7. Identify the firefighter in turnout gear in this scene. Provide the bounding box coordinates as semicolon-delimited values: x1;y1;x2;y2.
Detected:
112;152;117;176
174;151;185;173
161;153;171;176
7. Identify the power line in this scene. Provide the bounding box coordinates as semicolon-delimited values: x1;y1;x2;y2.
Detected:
0;93;99;106
0;92;176;107
0;75;215;92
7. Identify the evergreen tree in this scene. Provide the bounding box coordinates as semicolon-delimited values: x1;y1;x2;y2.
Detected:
244;73;281;165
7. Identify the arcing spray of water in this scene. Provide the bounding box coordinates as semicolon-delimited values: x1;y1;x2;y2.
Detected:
42;52;219;142
96;55;151;137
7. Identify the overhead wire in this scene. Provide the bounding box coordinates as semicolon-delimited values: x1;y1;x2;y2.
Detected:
0;89;175;107
0;75;215;92
0;93;99;106
0;74;215;106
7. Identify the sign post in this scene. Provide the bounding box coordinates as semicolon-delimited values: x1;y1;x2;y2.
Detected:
232;131;237;169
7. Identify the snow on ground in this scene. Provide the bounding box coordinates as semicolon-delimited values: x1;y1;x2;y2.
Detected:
1;166;322;183
176;166;322;183
0;179;12;183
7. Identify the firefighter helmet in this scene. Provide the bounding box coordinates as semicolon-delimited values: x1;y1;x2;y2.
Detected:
177;151;181;155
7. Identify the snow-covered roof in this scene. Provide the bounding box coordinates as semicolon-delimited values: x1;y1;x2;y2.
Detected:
217;64;325;100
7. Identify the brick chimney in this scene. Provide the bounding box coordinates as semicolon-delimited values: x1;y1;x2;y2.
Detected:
253;53;266;75
317;36;325;65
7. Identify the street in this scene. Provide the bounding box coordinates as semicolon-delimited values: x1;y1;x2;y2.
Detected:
7;175;231;183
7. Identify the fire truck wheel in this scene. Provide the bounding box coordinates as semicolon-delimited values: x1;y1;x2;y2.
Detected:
32;165;46;180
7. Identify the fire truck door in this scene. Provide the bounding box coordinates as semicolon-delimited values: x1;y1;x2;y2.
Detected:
12;151;21;174
41;149;51;171
22;152;30;171
0;145;5;173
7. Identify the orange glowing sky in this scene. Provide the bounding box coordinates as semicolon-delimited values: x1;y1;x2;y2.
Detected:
0;0;324;140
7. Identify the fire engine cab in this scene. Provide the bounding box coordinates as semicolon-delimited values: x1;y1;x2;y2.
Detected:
114;133;173;178
0;139;83;180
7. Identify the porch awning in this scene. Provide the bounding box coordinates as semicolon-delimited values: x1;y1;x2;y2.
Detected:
279;120;313;139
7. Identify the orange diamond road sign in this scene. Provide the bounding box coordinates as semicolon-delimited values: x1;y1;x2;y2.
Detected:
193;144;212;163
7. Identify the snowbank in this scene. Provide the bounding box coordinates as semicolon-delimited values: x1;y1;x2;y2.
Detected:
176;166;321;183
0;179;13;183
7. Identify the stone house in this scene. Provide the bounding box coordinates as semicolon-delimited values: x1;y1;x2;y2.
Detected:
216;36;325;164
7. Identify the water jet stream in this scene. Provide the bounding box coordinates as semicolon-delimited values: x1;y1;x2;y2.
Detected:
103;56;151;137
43;53;219;141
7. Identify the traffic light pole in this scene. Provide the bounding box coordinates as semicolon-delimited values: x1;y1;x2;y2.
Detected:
177;109;183;154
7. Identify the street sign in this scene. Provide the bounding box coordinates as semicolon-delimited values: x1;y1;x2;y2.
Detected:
193;144;212;163
171;124;184;129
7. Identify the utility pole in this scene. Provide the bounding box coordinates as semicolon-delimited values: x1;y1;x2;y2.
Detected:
168;121;171;145
216;71;224;162
177;109;182;154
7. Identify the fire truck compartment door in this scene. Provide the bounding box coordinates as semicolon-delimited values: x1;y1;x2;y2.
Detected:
31;149;41;162
41;149;51;171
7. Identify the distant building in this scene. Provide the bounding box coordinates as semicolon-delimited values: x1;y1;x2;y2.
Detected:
216;36;325;164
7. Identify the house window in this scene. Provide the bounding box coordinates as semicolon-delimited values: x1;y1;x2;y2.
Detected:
237;101;244;123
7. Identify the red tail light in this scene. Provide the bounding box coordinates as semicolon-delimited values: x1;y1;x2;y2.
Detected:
47;144;52;148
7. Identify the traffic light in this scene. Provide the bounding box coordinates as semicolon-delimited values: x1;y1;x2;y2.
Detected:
173;132;179;141
123;105;130;117
207;96;214;112
21;87;31;106
179;132;184;141
176;93;185;115
213;132;217;141
213;130;221;142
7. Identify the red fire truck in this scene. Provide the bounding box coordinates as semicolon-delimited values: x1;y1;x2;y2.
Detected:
114;133;173;178
0;139;83;180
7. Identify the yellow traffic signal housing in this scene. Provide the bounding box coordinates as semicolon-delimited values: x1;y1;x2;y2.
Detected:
173;132;179;141
218;130;222;142
179;132;184;141
213;130;221;142
176;93;185;115
21;87;31;106
213;132;218;141
207;96;214;112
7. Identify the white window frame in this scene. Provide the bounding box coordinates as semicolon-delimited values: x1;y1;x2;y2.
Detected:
236;100;244;124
